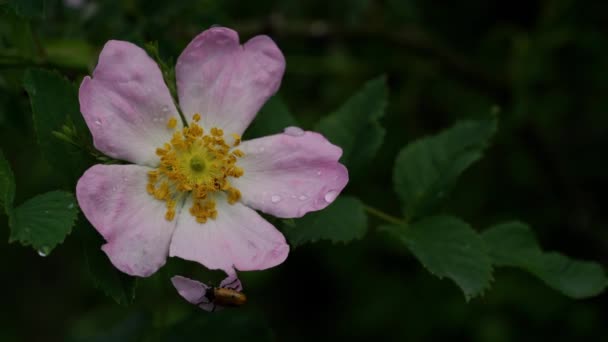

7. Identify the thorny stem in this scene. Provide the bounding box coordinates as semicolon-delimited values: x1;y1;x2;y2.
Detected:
363;205;405;225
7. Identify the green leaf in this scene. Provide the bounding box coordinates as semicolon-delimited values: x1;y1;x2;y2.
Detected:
7;0;44;18
284;196;367;246
393;116;497;218
483;222;608;298
0;149;15;214
24;68;92;184
244;95;298;139
315;76;387;178
8;190;78;254
82;224;137;305
44;39;95;70
383;216;493;300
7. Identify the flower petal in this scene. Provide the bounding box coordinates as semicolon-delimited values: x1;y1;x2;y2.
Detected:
169;195;289;273
171;276;216;312
79;40;181;166
176;27;285;136
76;164;178;277
232;132;349;218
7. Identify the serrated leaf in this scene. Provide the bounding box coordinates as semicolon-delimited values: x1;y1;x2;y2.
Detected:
383;216;493;300
244;95;298;139
7;0;44;18
316;76;387;178
284;196;367;246
24;68;92;184
0;149;15;214
8;190;78;254
81;224;137;305
483;222;607;298
393;116;497;219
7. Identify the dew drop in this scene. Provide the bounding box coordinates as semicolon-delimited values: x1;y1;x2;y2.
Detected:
94;119;102;126
324;190;337;203
298;195;308;201
283;126;305;137
161;105;170;113
37;246;50;257
271;195;282;203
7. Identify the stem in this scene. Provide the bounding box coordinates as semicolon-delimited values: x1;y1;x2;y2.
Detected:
363;205;405;225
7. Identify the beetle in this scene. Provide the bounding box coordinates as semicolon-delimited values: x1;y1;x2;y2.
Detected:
194;275;247;312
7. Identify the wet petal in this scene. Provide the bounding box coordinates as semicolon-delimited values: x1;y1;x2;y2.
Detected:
169;195;289;273
79;40;181;166
232;132;349;218
176;27;285;136
76;164;178;276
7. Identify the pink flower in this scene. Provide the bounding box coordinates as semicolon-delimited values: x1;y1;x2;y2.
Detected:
76;27;348;277
171;273;244;312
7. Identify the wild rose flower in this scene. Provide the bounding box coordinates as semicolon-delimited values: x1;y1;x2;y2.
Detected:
172;273;243;312
76;27;348;277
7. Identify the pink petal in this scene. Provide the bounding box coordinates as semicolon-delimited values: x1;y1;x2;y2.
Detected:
176;27;285;135
79;40;181;166
219;272;243;291
171;276;216;312
169;195;289;273
76;164;178;277
232;132;349;218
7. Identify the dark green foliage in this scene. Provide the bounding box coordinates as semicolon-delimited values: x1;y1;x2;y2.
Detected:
483;222;608;298
23;68;93;185
81;223;137;305
383;216;493;300
316;76;387;179
8;190;78;254
284;196;367;246
245;96;298;139
0;149;15;214
393;116;497;219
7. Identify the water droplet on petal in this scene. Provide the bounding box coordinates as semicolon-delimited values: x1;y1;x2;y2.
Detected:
283;126;305;137
161;105;170;113
324;190;337;203
94;119;102;126
316;170;322;176
298;195;308;201
271;195;282;203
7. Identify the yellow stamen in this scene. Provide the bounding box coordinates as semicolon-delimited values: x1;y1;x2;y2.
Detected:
167;117;177;129
147;116;245;223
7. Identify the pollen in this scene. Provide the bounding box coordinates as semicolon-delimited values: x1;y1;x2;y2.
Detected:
147;116;245;223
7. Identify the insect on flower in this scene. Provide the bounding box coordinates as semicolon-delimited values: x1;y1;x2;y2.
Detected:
172;273;246;312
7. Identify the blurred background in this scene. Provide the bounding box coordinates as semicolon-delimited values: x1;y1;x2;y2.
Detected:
1;0;607;341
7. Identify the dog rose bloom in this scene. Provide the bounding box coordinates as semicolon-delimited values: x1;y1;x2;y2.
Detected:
76;27;348;277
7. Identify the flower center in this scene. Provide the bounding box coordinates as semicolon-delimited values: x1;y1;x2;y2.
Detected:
147;114;244;223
